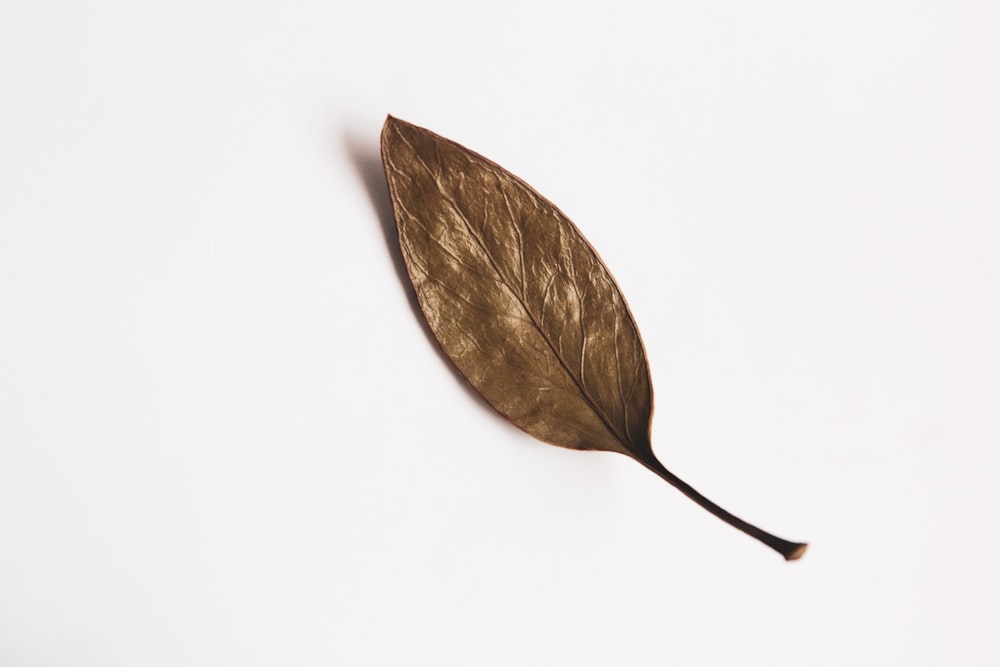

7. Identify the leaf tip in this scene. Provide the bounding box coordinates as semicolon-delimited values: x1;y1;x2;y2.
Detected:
382;115;419;152
382;115;406;154
383;114;412;132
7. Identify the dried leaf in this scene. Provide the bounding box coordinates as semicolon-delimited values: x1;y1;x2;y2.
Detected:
380;116;807;561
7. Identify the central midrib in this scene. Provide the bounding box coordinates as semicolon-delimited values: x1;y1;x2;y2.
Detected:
438;192;636;453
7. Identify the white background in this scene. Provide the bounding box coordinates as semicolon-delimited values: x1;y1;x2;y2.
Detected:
1;1;998;665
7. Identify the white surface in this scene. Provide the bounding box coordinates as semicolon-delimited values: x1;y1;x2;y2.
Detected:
1;1;998;665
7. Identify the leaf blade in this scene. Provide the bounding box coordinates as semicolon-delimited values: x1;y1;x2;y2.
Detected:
382;116;652;458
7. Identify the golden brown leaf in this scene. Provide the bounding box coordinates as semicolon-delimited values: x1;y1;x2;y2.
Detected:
380;116;807;561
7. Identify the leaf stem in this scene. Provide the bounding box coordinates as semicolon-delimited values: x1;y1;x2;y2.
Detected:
639;457;807;561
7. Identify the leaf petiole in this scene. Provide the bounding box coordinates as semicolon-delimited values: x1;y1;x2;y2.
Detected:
638;456;808;561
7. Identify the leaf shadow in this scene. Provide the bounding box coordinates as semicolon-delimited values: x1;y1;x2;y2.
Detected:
341;124;504;421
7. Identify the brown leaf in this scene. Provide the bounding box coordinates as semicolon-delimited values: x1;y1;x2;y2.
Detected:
380;116;807;561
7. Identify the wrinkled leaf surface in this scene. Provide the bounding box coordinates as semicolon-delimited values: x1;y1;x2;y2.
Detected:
382;116;652;461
